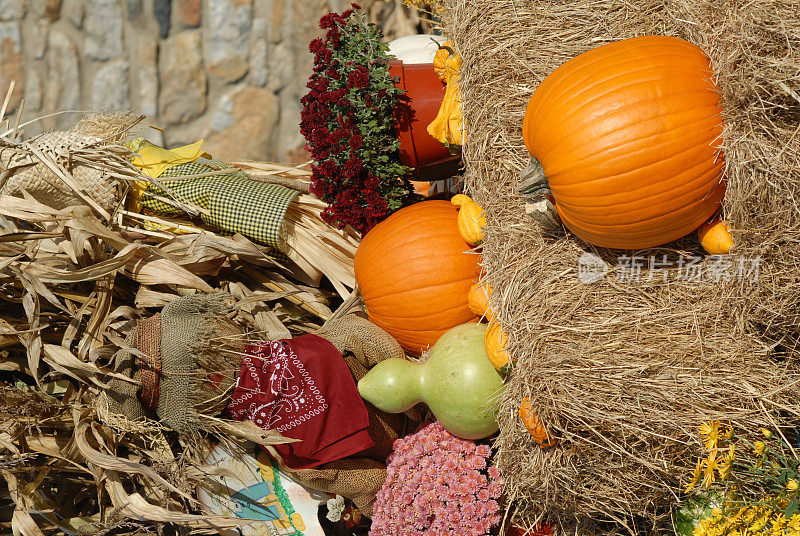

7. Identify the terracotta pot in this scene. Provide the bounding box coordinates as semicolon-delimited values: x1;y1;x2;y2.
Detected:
389;60;461;181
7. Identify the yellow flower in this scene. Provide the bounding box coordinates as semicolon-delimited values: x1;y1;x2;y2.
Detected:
717;457;732;481
686;457;706;493
762;428;773;439
742;507;758;524
788;479;799;492
717;444;735;480
694;516;718;536
722;426;734;440
750;512;770;532
703;450;719;488
772;513;788;531
754;441;767;456
728;507;744;525
700;421;721;451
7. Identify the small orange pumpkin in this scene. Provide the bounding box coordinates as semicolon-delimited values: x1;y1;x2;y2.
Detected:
698;214;733;255
484;320;511;372
468;281;493;320
519;397;558;448
522;36;726;249
354;200;480;356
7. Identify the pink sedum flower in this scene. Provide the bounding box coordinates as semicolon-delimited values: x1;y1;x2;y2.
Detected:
488;481;504;499
487;465;502;480
369;421;504;536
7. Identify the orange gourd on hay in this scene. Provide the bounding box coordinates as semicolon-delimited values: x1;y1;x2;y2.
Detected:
519;397;558;448
698;214;733;255
522;36;726;249
468;281;493;320
484;320;511;372
354;201;480;355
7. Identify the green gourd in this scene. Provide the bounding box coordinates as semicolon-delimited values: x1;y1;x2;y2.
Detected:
357;323;504;439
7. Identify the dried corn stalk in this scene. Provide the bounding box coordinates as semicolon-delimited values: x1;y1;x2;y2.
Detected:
0;88;361;534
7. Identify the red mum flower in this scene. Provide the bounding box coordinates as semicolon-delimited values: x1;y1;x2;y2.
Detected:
348;67;370;89
300;4;415;235
319;13;336;29
349;134;363;150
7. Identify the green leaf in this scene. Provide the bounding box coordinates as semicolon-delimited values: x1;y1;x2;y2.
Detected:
786;498;799;518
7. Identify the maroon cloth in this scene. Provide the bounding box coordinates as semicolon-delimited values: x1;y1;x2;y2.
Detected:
227;334;373;469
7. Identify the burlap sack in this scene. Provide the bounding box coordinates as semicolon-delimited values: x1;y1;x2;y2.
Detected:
286;457;389;518
103;294;245;435
316;315;407;367
158;295;245;434
105;327;149;421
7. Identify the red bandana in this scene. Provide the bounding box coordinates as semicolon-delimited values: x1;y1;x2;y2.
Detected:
227;334;373;469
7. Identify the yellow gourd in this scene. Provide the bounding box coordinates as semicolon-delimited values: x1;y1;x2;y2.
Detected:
427;42;463;147
698;214;734;255
484;320;511;373
451;194;485;246
468;281;493;320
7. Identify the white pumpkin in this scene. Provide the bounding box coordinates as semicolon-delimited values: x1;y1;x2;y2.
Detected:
387;34;447;64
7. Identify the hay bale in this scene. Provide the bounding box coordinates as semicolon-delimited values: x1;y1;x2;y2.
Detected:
439;0;800;532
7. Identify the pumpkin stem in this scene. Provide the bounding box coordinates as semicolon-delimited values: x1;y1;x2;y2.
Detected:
519;157;562;230
518;157;549;197
434;39;456;56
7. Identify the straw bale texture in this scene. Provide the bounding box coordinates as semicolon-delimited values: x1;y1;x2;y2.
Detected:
439;0;800;533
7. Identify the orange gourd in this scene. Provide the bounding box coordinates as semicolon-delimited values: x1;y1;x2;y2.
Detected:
522;36;726;249
698;214;733;255
468;281;493;320
484;320;511;372
519;397;558;448
354;201;480;355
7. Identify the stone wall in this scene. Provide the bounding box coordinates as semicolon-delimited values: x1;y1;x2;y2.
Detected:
0;0;426;162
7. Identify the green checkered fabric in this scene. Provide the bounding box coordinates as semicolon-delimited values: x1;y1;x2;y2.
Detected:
140;158;299;257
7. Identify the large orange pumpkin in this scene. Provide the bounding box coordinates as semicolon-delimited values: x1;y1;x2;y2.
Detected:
354;200;480;355
522;35;726;249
